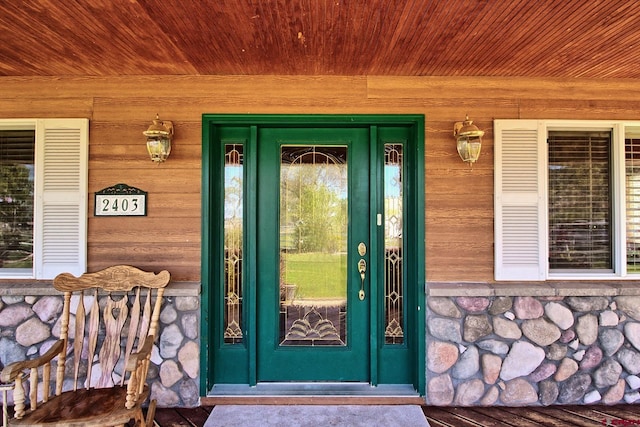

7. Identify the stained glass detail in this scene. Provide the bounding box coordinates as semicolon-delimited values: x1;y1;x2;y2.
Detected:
384;144;404;344
279;146;348;346
224;144;243;344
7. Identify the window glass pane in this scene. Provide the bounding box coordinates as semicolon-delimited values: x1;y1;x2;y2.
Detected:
0;130;35;271
548;131;611;270
279;146;348;346
626;131;640;272
384;144;404;344
224;143;243;344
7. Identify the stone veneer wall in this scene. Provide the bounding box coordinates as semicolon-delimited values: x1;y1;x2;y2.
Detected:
426;292;640;406
0;284;200;408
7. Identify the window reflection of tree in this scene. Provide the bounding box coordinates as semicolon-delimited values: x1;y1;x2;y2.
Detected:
0;130;35;269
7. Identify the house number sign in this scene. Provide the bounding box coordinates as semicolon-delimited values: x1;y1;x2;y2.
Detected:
94;183;147;216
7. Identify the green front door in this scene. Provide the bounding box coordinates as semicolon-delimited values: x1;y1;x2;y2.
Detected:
256;127;370;381
202;114;425;394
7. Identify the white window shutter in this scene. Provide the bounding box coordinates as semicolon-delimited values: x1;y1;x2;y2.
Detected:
34;119;88;279
494;120;546;280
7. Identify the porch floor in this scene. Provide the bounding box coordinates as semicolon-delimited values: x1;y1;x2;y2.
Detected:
153;404;639;426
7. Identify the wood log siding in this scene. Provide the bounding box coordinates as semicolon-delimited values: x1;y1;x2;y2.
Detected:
2;75;640;282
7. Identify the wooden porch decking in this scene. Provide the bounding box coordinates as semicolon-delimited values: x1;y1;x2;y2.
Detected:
153;404;640;426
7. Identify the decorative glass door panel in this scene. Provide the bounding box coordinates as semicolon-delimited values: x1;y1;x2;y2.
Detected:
280;146;348;346
384;143;404;344
257;127;370;381
223;143;244;344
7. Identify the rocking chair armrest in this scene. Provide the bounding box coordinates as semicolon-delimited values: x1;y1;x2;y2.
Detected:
125;335;155;372
0;340;65;383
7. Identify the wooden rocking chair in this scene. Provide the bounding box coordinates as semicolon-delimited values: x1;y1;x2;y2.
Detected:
0;265;170;427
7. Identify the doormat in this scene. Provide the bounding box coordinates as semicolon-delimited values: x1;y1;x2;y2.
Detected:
204;405;429;426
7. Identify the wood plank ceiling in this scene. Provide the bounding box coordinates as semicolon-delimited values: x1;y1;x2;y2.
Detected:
1;0;640;78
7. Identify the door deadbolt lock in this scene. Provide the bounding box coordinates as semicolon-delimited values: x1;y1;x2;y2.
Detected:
358;242;367;257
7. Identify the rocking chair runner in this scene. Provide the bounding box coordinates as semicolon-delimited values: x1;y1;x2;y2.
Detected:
0;265;170;427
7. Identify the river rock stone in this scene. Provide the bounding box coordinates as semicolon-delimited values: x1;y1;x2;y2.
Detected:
555;358;579;382
522;318;561;346
625;391;640;403
0;337;26;366
159;360;183;387
539;380;559;406
428;374;454;405
501;378;538;405
151;382;180;407
489;296;513;315
529;362;556;382
151;344;162;365
463;315;492;342
624;322;640;351
452;345;479;379
429;316;462;343
576;314;598;346
545;302;574;330
16;317;50;347
160;324;184;359
618;348;640;374
480;385;499;406
594;359;623;388
580;346;603;370
179;379;200;407
178;340;200;379
546;343;567;360
181;313;199;340
493;317;522;340
175;296;199;311
627;375;640;389
565;296;609;312
500;341;545;381
427;341;459;373
482;353;502;384
584;390;601;404
615;296;640;321
0;304;32;328
160;305;178;324
560;329;576;343
428;297;462;318
559;373;591;404
600;310;619;327
1;296;23;304
603;379;626;404
477;339;510;355
456;297;490;313
513;297;543;320
600;328;624;357
454;379;485;406
32;296;63;323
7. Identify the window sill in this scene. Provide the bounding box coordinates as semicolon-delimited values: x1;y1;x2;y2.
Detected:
0;280;201;297
427;281;640;297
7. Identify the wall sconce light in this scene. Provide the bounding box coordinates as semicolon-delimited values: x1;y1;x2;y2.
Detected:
453;115;484;165
143;114;173;163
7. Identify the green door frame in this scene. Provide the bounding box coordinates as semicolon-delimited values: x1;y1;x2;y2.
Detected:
201;114;425;395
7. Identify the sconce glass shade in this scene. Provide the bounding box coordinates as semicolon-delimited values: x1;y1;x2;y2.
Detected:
143;114;173;163
454;116;484;164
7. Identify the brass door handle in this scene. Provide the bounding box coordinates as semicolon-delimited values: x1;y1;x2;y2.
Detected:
358;259;366;300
